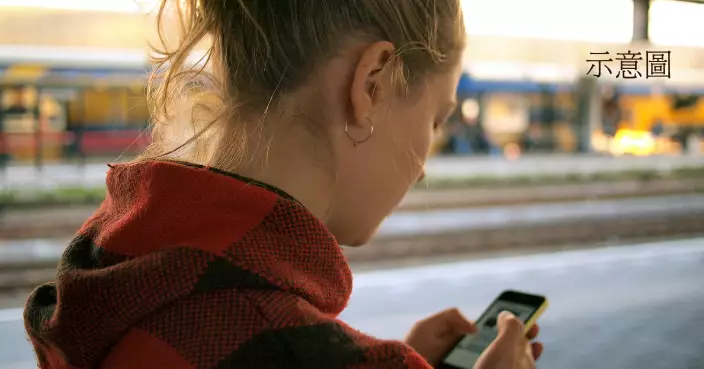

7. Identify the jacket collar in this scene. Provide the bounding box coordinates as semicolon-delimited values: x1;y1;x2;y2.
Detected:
95;160;353;314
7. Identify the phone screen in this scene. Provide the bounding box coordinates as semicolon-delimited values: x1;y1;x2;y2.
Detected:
439;296;542;369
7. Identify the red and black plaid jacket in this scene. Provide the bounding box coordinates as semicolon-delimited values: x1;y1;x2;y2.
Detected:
24;160;431;369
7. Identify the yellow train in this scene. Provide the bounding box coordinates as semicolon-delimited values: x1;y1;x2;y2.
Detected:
606;92;703;155
432;77;704;157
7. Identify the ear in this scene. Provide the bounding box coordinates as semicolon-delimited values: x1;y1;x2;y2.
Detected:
349;41;396;128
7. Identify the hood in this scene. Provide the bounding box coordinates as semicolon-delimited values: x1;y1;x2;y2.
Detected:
24;160;353;368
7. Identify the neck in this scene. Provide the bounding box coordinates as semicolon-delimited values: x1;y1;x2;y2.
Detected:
215;120;336;222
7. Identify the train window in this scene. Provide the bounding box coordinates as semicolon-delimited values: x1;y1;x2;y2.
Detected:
672;95;699;110
1;86;37;133
1;86;35;114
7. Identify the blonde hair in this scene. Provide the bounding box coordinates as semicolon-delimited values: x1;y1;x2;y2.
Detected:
141;0;466;169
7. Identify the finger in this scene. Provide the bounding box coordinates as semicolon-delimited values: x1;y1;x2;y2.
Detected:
420;308;477;335
531;341;544;360
442;308;477;334
497;311;524;342
526;323;540;340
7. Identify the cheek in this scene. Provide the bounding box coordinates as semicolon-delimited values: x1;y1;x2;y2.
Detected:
380;109;434;189
417;122;435;159
403;111;435;167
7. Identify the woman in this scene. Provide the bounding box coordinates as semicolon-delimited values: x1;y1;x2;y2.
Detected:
24;1;543;368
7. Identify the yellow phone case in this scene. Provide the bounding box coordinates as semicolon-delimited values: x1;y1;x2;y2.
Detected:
522;298;549;335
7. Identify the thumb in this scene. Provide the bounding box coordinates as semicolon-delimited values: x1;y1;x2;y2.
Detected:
496;311;524;343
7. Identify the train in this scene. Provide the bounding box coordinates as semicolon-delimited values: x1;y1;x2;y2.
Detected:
431;69;704;157
1;46;703;162
0;47;150;161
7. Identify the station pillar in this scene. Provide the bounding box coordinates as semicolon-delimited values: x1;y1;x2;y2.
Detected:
575;76;602;153
633;0;650;42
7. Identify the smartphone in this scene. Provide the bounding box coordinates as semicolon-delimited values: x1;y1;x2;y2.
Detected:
437;290;549;369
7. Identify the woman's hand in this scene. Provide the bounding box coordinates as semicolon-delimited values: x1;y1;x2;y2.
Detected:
474;311;543;369
404;308;477;366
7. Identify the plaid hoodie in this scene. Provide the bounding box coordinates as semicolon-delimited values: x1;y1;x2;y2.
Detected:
24;160;431;369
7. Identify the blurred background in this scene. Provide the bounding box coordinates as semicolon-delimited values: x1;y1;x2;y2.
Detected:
1;0;704;368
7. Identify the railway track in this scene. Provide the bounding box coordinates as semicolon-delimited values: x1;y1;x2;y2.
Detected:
2;178;702;239
3;206;704;294
350;210;704;263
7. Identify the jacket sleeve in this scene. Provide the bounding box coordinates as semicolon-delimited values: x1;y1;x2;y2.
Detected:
99;290;433;369
350;341;434;369
331;321;434;369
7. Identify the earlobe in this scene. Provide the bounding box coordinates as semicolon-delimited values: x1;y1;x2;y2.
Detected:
348;41;396;128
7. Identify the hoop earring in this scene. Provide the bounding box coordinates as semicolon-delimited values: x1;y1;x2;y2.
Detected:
344;118;374;147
